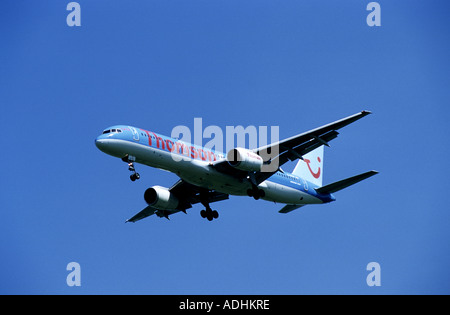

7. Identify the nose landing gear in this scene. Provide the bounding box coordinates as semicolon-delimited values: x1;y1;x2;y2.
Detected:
122;155;140;181
129;170;140;181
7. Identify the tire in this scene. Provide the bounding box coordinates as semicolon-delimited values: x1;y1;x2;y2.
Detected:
200;210;206;218
212;210;219;219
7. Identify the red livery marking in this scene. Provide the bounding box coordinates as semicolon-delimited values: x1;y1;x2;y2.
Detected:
165;139;174;151
199;149;207;161
152;132;166;150
143;130;152;146
208;151;217;162
304;157;321;179
139;128;217;163
176;142;189;155
190;146;198;159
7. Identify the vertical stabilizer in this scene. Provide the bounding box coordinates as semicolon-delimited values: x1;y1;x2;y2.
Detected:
292;146;324;187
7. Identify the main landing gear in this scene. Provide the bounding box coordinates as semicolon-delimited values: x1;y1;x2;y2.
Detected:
247;185;265;200
122;155;140;181
246;173;265;200
200;208;219;221
200;191;219;221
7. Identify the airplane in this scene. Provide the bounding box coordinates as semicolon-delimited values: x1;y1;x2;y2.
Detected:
95;111;378;222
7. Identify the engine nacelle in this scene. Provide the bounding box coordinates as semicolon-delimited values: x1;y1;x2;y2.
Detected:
144;186;179;210
226;147;264;172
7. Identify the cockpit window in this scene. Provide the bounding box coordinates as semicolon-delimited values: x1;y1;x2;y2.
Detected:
102;129;122;134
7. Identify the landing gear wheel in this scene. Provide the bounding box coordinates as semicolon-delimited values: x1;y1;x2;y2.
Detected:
199;190;220;221
124;156;140;181
249;187;264;200
130;173;140;181
200;208;219;221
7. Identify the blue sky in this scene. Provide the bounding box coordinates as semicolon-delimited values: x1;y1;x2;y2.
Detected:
1;0;449;294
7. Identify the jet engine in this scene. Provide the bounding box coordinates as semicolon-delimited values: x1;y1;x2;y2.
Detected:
144;186;179;210
226;148;264;172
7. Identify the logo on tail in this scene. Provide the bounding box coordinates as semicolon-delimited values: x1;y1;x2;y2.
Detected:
292;146;324;187
304;157;321;179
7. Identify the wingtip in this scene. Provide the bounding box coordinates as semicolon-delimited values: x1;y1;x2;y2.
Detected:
366;170;379;177
361;110;372;115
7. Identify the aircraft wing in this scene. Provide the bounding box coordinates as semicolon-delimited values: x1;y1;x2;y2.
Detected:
253;110;371;184
212;111;372;184
255;110;371;157
126;180;229;222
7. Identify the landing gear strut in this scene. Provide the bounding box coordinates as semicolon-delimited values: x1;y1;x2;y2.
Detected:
122;155;140;181
246;173;265;200
200;191;219;221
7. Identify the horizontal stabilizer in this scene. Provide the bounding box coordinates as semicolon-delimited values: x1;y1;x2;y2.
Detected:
315;170;378;195
279;204;304;214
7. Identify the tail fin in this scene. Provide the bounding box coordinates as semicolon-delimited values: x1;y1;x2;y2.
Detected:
292;145;324;187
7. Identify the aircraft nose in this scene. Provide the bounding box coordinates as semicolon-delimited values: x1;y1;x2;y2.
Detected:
95;136;108;151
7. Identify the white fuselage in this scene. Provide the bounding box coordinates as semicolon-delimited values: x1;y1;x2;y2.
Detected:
96;135;324;206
